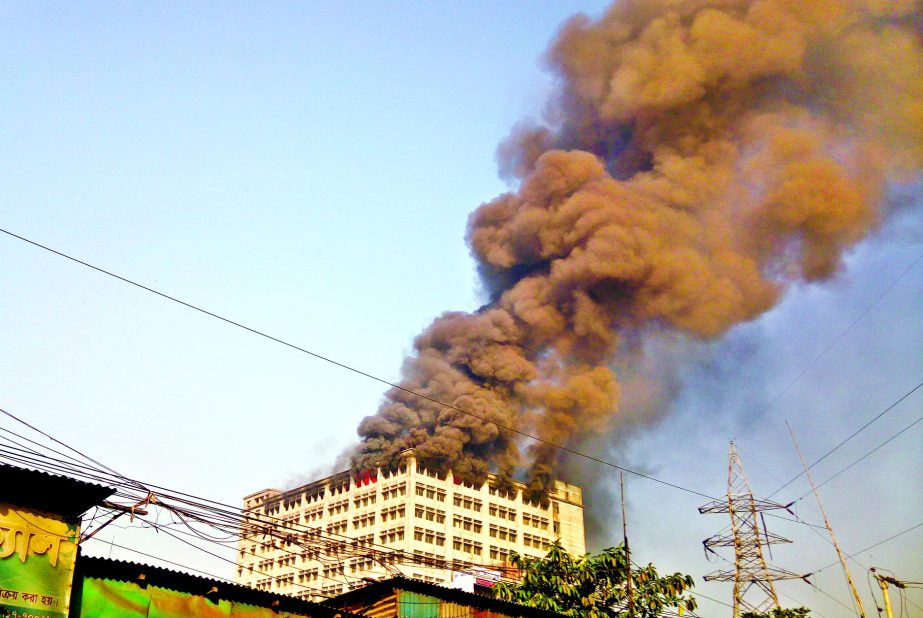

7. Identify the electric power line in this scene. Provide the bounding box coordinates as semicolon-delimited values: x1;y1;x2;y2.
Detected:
768;378;923;499
2;236;920;608
0;404;134;486
0;435;516;581
794;415;923;502
735;250;923;437
805;581;858;616
3;408;917;618
812;523;923;575
95;516;349;596
84;537;337;600
0;394;841;589
778;588;835;618
0;228;718;501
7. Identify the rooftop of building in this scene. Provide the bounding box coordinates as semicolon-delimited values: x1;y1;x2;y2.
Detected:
244;449;582;508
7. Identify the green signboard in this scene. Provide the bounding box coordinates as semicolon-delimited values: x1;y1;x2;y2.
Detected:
0;503;80;618
77;577;309;618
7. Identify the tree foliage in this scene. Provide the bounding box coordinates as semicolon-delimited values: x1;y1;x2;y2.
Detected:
741;608;810;618
494;542;696;618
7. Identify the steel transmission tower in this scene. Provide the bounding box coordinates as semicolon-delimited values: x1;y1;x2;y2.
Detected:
699;442;804;617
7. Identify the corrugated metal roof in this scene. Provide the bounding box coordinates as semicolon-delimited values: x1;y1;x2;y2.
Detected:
0;462;115;518
347;591;397;618
76;554;364;618
328;577;566;618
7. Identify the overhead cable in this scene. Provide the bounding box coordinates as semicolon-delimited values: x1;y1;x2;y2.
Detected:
83;538;336;599
0;229;717;500
794;415;922;502
734;249;923;437
768;378;923;499
811;523;923;575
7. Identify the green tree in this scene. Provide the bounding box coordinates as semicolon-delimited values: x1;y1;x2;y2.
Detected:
494;542;696;618
741;609;810;618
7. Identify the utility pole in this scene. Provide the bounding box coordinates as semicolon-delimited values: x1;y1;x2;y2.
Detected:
620;472;634;618
869;569;907;618
700;442;804;617
876;577;894;618
787;422;866;618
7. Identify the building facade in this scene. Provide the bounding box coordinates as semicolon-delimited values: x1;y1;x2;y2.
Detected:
235;450;586;601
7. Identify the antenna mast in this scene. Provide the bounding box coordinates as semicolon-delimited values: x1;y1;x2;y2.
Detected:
621;472;634;618
786;422;866;618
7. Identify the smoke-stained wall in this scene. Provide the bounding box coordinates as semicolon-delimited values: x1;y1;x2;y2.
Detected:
351;0;923;500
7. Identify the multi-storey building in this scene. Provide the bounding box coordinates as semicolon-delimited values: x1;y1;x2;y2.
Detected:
235;449;585;601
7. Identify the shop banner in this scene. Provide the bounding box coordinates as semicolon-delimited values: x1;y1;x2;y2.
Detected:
0;503;79;618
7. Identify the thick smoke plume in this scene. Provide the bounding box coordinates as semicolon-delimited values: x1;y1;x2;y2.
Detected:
352;0;923;500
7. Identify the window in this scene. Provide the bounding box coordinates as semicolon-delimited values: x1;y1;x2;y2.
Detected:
300;549;320;562
326;520;348;534
412;573;445;584
351;557;375;573
327;498;350;514
453;494;482;512
381;505;405;521
380;526;405;544
325;541;346;556
488;485;517;501
382;482;407;500
353;492;377;507
490;504;517;521
489;524;517;542
355;533;375;547
413;549;440;566
452;536;483;556
262;502;281;516
523;533;550;550
414;526;445;547
414;505;445;523
452;515;482;533
328;479;350;496
415;483;446;502
352;513;376;528
305;505;326;521
523;513;549;530
299;567;319;582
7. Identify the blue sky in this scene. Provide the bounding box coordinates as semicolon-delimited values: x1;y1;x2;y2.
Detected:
1;3;920;617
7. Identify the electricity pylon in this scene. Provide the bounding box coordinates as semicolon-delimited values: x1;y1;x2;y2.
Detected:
699;442;805;617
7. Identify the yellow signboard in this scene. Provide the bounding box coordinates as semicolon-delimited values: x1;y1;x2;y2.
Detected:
0;503;79;618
